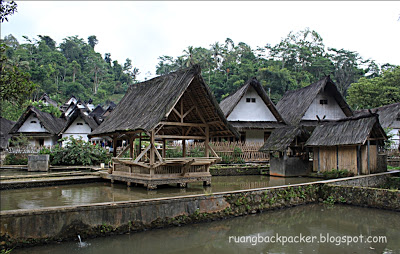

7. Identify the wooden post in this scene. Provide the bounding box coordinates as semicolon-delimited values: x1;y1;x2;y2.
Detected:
357;145;361;175
205;126;209;157
336;146;339;170
182;139;186;157
162;139;166;158
367;140;370;174
150;130;155;166
317;147;320;173
129;135;134;159
112;136;117;157
139;133;142;156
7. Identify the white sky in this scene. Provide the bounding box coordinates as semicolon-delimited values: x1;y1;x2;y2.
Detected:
2;1;400;81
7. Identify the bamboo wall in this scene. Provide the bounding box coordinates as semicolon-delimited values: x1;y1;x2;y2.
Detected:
361;145;378;174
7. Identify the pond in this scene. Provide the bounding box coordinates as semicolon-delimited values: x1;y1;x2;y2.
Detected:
0;175;319;211
11;204;400;254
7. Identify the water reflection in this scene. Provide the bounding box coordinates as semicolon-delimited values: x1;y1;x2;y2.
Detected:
0;176;319;211
12;204;400;254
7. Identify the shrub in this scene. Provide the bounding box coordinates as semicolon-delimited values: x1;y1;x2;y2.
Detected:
4;153;28;165
39;136;111;166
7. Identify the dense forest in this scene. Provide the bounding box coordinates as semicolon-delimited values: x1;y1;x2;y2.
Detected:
1;7;399;122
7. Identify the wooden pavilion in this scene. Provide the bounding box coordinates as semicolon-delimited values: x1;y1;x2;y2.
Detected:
90;65;239;189
305;114;387;175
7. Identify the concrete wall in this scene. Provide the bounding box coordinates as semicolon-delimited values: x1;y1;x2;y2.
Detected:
227;86;277;122
302;91;346;121
270;156;310;177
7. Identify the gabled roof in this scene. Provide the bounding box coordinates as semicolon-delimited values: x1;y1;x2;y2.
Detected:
276;76;353;125
354;102;400;129
9;106;65;135
89;105;105;118
90;65;239;138
219;77;285;123
0;117;15;149
59;107;99;134
38;93;58;108
305;114;387;147
259;126;310;152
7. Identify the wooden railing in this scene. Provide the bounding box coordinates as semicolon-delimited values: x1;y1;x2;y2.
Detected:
169;141;269;162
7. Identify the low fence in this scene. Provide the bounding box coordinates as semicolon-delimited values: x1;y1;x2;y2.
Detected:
169;142;269;162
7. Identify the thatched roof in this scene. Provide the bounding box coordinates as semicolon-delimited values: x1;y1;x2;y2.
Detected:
89;105;105;118
59;107;99;134
0;117;15;149
259;126;310;152
229;121;286;131
276;76;353;125
9;106;65;135
354;102;400;129
38;93;58;108
305;114;387;147
90;65;239;138
219;77;285;123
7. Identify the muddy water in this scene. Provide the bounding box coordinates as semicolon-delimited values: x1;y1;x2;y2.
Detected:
0;176;319;211
12;204;400;254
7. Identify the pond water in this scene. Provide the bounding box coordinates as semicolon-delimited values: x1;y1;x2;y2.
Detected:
0;176;319;211
11;204;400;254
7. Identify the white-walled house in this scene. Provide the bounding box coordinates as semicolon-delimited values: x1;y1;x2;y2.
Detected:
9;106;65;147
276;76;353;127
355;102;400;150
219;77;286;142
59;107;100;146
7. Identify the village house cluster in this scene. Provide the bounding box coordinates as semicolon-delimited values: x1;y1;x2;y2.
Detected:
1;65;399;186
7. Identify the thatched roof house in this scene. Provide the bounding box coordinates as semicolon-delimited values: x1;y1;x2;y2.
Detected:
219;77;285;142
259;126;311;177
38;93;58;108
305;114;387;174
9;106;65;147
354;102;400;149
276;76;353;126
0;117;15;150
259;126;310;153
91;64;238;138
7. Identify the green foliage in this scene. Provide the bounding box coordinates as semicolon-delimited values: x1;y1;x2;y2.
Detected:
39;136;111;166
347;66;400;109
4;153;28;165
0;0;17;23
31;100;61;117
322;169;354;179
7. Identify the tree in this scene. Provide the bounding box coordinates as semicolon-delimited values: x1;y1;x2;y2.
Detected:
0;44;36;111
347;66;400;109
88;35;98;49
0;0;17;23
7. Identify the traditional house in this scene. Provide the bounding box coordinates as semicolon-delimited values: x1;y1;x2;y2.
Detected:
259;126;311;177
89;104;106;123
305;114;387;175
90;65;239;189
59;106;100;145
355;102;400;150
219;77;286;142
0;117;15;151
59;95;78;112
276;76;353;128
101;101;116;119
38;93;58;108
9;106;65;147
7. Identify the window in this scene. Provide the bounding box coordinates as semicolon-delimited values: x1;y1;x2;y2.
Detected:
246;98;256;103
30;121;37;124
320;99;328;105
251;98;256;103
77;123;83;126
246;98;251;103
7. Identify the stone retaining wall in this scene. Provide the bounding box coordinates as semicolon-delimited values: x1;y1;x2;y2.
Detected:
210;166;266;176
1;171;398;250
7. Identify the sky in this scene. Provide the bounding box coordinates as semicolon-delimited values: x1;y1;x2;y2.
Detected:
2;1;400;81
